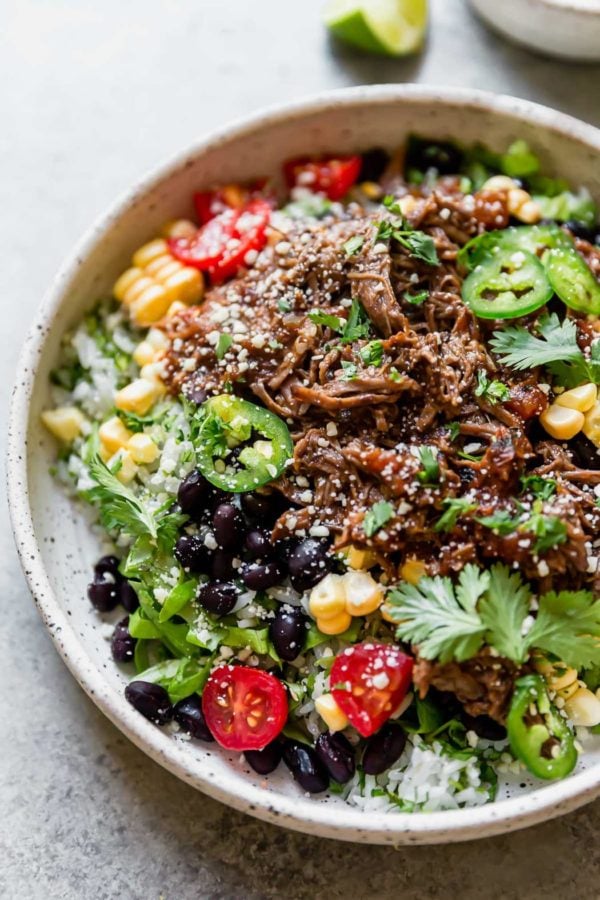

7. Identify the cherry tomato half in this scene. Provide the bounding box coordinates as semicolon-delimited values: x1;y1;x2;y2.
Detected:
201;664;288;751
194;180;271;225
330;643;413;738
283;155;362;201
169;199;271;284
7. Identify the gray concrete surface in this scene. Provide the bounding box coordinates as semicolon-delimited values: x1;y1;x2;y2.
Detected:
2;1;600;897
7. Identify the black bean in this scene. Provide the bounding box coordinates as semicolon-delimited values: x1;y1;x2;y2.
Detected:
87;576;120;612
244;740;283;775
177;470;209;515
239;560;284;591
197;581;238;616
244;528;274;560
570;433;600;470
359;147;390;183
564;219;596;243
287;539;331;592
315;732;355;784
94;555;120;579
240;492;275;520
211;549;236;581
362;724;407;776
174;534;212;573
212;503;245;550
119;580;139;613
125;681;173;725
282;741;329;793
173;695;215;741
111;617;135;662
405;136;463;175
269;607;308;661
463;714;507;742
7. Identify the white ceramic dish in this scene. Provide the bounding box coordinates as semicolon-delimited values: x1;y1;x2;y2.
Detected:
8;85;600;845
469;0;600;62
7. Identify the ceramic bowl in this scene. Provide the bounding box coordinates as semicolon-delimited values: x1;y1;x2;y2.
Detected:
8;85;600;845
469;0;600;61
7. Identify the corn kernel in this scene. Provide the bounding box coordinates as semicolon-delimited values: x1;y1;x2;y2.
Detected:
344;545;377;571
316;610;352;636
140;362;167;397
309;573;346;620
123;275;156;306
41;406;86;443
564;687;600;727
379;601;396;624
514;199;541;224
162;219;197;240
127;433;159;465
147;328;169;351
398;195;418;215
130;284;172;327
99;415;133;454
546;667;578;693
360;181;383;200
539;404;584;440
482;175;516;191
344;571;384;617
555;383;597;413
583;401;600;448
132;238;169;268
400;558;427;585
315;694;349;732
133;340;157;368
99;443;112;463
114;379;158;415
166;300;188;319
113;267;143;302
162;266;204;304
145;255;181;280
109;449;137;484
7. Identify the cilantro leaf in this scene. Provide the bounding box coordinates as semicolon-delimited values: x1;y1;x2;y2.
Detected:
359;340;384;367
417;446;440;485
307;310;343;331
447;421;461;441
434;497;477;532
479;566;531;662
520;503;568;553
340;360;358;381
387;564;487;663
474;371;510;403
519;474;557;500
363;500;394;537
526;591;600;669
403;290;429;306
215;333;233;360
115;407;164;433
476;509;521;535
343;235;364;257
383;195;404;215
490;313;600;387
402;231;439;266
340;299;371;344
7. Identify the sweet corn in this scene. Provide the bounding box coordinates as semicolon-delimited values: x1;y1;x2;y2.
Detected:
309;573;347;620
162;219;197;240
314;693;349;732
564;687;600;727
344;544;377;571
316;610;352;636
113;235;204;326
539;403;584;440
555;382;597;413
147;328;169;351
533;655;581;703
99;416;133;454
140;362;167;395
133;340;157;368
41;406;87;443
127;433;159;465
507;188;541;224
398;195;419;216
583;400;600;447
400;558;427;586
109;448;137;484
344;571;384;617
114;379;159;415
360;181;383;201
166;300;188;319
379;602;396;624
482;175;516;191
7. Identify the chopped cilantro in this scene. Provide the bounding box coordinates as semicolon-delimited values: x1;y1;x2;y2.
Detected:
307;310;343;331
434;497;477;532
363;500;394;537
474;371;510;404
403;290;429;306
521;503;568;554
417;446;440;485
359;340;384;367
215;333;233;360
343;235;365;257
476;509;521;535
447;422;461;441
520;474;557;500
277;298;292;313
340;299;371;344
340;360;358;381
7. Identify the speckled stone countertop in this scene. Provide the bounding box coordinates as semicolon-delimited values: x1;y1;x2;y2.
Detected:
2;1;600;897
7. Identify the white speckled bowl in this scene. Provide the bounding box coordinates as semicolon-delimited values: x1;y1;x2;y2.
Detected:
469;0;600;61
8;86;600;844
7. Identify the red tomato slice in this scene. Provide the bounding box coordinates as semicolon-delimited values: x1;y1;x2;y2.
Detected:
194;180;273;224
283;155;361;201
169;199;270;283
202;665;288;751
330;643;413;738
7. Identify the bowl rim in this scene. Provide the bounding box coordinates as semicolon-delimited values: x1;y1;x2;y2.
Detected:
8;84;600;844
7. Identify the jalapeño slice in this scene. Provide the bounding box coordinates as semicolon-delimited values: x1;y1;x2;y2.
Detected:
462;249;552;319
546;247;600;315
458;223;574;271
507;674;577;780
195;394;293;492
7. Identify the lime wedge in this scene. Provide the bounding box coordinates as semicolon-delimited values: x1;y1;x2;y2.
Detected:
324;0;428;56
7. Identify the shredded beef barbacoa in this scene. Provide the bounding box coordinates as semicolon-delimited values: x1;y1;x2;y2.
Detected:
163;177;600;720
